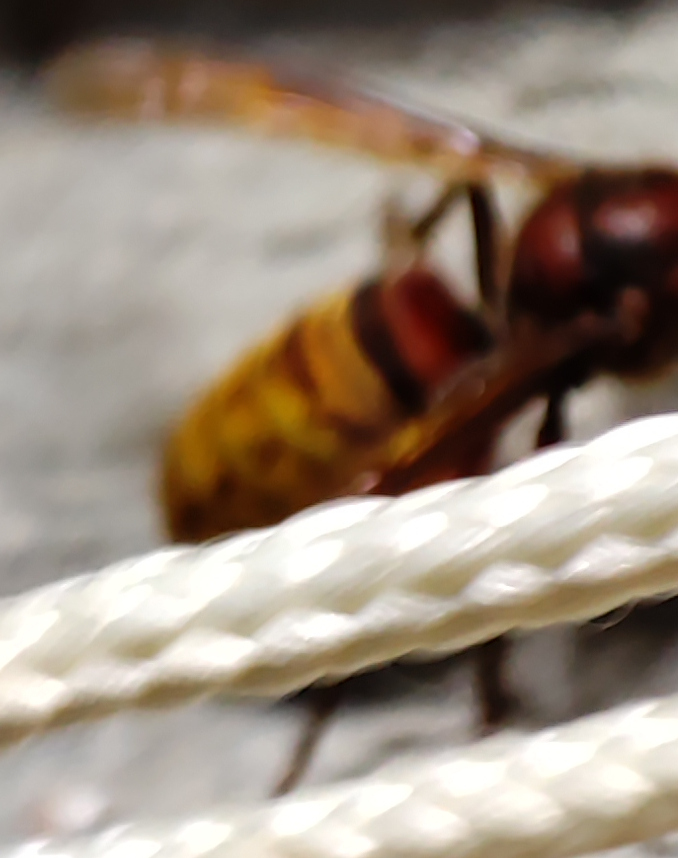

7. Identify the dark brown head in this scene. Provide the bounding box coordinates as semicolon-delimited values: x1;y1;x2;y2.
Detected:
508;167;678;379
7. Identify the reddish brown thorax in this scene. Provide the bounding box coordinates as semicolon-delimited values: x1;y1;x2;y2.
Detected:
509;168;678;377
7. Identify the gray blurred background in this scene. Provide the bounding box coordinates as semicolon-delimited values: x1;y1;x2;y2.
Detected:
2;0;678;851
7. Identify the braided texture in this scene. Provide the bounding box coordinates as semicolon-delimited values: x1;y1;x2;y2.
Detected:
1;413;678;744
10;692;678;858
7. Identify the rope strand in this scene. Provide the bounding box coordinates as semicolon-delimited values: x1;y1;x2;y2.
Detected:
8;691;678;858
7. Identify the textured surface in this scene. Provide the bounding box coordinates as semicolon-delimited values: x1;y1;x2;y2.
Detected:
5;1;678;849
9;692;678;858
3;415;678;748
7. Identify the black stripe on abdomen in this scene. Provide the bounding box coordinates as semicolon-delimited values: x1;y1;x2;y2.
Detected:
351;279;425;415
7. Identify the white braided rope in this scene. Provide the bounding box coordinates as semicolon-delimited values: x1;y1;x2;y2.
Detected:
2;412;678;744
10;692;678;858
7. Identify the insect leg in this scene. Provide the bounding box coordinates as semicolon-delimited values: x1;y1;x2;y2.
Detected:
468;183;502;313
474;635;517;729
271;685;343;797
381;181;472;275
460;183;513;732
410;182;473;243
474;388;569;730
537;386;567;448
415;180;505;327
538;384;630;634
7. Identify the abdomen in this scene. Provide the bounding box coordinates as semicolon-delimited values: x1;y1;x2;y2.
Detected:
160;268;492;542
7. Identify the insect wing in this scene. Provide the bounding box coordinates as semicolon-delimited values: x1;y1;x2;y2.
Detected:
47;39;580;183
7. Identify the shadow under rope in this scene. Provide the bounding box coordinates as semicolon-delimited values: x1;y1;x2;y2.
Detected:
248;594;678;794
0;0;649;66
289;650;470;709
274;593;678;720
573;597;678;717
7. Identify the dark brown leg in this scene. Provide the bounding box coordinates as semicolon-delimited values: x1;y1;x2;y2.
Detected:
468;183;501;312
271;685;343;797
540;386;621;641
475;636;516;729
385;179;510;733
474;389;568;731
381;182;470;277
537;388;567;449
382;180;504;314
411;182;470;243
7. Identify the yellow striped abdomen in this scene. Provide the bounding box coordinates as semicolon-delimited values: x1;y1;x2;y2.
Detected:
160;288;404;541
